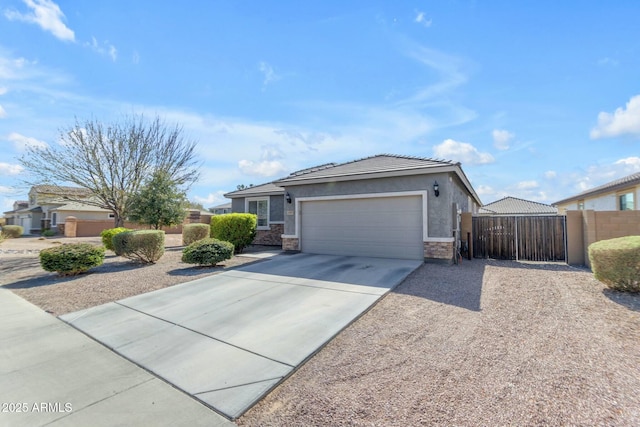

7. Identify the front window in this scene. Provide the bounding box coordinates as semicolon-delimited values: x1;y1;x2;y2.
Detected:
577;200;584;210
51;212;57;226
247;198;269;228
619;192;635;211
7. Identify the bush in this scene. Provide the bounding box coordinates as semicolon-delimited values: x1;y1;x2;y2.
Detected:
2;225;23;238
40;243;105;276
182;223;210;246
182;238;234;266
41;229;56;237
101;227;132;252
112;229;165;264
589;236;640;292
210;213;256;254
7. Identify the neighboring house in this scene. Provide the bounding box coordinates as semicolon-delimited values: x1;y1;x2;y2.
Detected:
3;201;29;227
210;202;232;215
478;197;558;216
226;154;482;262
7;185;112;235
554;172;640;213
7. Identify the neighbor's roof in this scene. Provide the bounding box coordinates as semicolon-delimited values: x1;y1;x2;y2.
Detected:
274;154;482;205
224;182;284;198
31;185;93;197
553;172;640;206
210;202;232;209
52;202;111;212
479;197;557;215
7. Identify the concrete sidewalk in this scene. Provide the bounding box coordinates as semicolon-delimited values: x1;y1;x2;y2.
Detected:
61;254;421;420
0;288;233;427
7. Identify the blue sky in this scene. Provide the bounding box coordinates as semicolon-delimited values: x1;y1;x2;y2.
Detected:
1;0;640;212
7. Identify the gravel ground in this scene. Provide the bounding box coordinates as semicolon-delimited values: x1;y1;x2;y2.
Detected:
238;260;640;426
0;234;270;316
2;236;640;425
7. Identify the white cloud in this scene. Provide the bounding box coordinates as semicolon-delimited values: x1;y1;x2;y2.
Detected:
614;156;640;171
85;37;118;61
7;132;48;151
0;86;7;95
514;180;539;190
432;139;494;165
192;190;227;207
590;94;640;139
544;170;557;179
0;105;6;118
238;159;287;177
597;57;619;67
492;129;514;150
4;0;75;42
414;11;432;27
0;162;24;175
258;61;280;88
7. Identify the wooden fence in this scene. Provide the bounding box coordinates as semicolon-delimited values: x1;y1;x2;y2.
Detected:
472;215;566;261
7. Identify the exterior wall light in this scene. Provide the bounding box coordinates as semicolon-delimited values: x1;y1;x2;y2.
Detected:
433;181;440;197
286;192;292;204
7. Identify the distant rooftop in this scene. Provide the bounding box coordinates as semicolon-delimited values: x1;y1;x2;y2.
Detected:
553;172;640;205
479;197;557;215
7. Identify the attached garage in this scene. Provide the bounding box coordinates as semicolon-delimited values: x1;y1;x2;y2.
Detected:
299;195;424;260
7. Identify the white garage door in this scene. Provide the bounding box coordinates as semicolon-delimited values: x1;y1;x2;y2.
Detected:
300;196;424;260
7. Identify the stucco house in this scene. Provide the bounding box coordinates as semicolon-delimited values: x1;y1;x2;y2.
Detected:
210;202;232;215
554;172;640;213
4;185;112;235
225;154;482;262
478;197;557;216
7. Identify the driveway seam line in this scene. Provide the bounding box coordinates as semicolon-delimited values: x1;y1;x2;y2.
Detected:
114;301;295;368
224;272;386;296
193;376;285;395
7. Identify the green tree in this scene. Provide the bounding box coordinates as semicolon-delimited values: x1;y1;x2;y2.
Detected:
19;114;200;227
128;170;188;229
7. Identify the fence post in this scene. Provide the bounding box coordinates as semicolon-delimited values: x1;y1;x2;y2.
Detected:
64;216;77;238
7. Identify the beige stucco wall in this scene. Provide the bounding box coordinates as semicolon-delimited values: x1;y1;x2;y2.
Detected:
565;209;640;267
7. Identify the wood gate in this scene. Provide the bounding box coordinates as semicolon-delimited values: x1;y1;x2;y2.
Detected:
472;215;566;261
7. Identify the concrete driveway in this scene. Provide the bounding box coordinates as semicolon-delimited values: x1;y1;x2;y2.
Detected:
61;253;421;420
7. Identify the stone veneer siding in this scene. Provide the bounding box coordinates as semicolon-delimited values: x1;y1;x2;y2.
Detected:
424;241;454;263
282;237;300;251
253;223;284;246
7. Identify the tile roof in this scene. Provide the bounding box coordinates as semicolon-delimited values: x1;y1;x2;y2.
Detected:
275;154;458;184
479;197;558;215
32;185;93;197
224;182;284;198
553;172;640;205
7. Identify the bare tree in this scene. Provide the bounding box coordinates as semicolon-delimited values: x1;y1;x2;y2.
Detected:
19;114;200;227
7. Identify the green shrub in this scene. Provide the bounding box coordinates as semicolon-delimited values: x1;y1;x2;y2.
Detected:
100;227;132;252
40;243;105;276
210;213;256;254
182;238;234;266
41;229;56;237
182;223;210;246
589;236;640;292
112;229;165;264
2;225;23;238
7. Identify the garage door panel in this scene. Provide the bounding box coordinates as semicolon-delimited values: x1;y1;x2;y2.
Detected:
300;196;424;260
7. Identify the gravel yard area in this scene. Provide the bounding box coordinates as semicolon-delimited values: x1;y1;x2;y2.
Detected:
0;235;270;316
2;235;640;425
238;260;640;426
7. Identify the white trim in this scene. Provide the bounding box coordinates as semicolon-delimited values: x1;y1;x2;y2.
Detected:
268;221;285;225
245;196;270;230
281;234;297;239
292;191;429;241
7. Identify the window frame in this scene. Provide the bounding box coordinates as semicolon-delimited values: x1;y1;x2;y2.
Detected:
245;197;270;230
51;212;58;227
619;191;635;211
